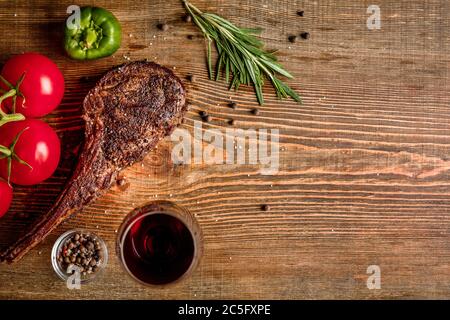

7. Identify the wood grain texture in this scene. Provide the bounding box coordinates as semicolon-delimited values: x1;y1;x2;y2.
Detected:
1;0;450;299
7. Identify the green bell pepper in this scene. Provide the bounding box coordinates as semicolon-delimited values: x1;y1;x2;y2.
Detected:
64;7;122;60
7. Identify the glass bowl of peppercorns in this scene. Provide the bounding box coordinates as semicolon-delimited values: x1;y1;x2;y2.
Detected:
51;229;108;284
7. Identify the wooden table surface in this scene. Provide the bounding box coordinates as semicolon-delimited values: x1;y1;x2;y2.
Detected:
1;0;450;299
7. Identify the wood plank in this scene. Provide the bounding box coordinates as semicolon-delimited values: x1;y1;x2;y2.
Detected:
0;0;450;299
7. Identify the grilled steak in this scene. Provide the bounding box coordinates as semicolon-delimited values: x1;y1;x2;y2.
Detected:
0;61;186;263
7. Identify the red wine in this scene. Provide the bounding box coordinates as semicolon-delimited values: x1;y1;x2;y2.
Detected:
122;213;195;285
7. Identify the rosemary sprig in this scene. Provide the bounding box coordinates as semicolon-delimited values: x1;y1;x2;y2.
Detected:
183;0;302;105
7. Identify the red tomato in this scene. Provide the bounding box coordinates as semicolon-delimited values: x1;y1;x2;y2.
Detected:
0;53;65;118
0;119;61;186
0;180;13;218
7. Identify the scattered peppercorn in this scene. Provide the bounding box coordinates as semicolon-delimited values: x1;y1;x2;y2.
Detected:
297;10;304;17
157;23;169;31
300;32;310;40
288;35;297;43
199;111;212;122
186;74;196;82
261;204;270;211
183;14;192;23
229;102;237;109
251;108;260;115
228;119;235;126
116;177;126;186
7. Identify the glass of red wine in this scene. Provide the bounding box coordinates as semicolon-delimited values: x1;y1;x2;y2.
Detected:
116;201;203;286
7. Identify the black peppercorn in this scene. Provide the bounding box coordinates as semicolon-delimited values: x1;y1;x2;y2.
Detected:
86;241;94;251
251;108;260;115
117;177;126;186
157;23;169;31
300;32;310;40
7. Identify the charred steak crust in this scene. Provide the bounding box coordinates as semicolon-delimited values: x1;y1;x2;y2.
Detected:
0;61;186;263
96;61;186;168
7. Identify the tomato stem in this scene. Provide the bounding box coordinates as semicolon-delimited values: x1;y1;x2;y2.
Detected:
0;127;32;185
0;88;17;104
0;73;26;114
0;145;11;157
0;112;25;127
0;89;25;127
